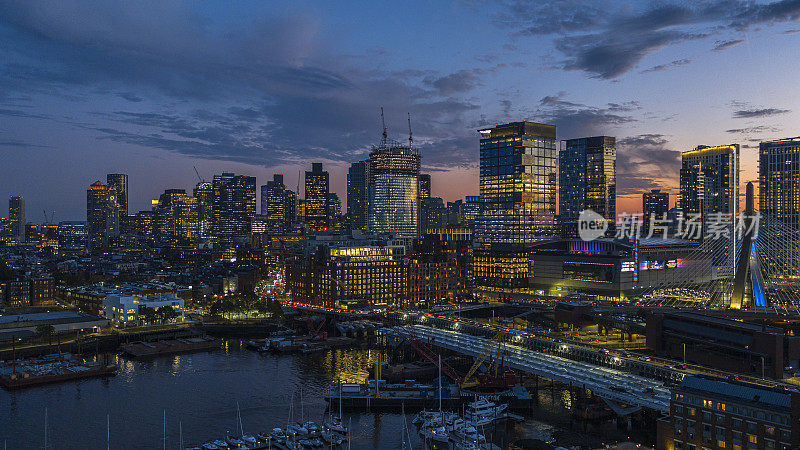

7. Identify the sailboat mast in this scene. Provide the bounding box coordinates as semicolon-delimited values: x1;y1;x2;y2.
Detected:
438;354;442;424
43;407;47;450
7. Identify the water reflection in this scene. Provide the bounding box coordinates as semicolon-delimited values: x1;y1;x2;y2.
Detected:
0;340;648;449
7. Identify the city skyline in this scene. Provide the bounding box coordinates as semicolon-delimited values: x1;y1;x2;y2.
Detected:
3;1;800;219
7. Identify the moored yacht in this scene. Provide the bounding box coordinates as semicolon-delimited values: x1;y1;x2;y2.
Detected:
464;398;508;426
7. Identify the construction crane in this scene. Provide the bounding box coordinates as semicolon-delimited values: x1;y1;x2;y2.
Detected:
380;106;387;143
306;316;327;341
395;327;461;382
460;331;505;388
193;166;205;183
42;209;54;225
407;112;413;149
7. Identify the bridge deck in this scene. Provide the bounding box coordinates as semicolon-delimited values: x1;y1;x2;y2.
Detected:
383;325;671;413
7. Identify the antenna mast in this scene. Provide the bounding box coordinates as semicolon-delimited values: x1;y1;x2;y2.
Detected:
380;107;387;144
407;112;413;149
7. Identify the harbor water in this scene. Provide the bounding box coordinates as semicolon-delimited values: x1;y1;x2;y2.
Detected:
0;340;649;449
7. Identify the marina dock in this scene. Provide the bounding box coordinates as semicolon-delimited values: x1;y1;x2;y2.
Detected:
0;354;117;390
120;336;220;358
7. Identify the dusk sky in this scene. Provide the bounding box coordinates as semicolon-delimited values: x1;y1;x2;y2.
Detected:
2;0;800;221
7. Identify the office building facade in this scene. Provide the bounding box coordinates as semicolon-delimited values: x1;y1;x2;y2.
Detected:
477;122;557;244
419;173;431;199
106;173;128;216
215;174;256;248
643;189;670;236
8;196;25;241
154;189;198;242
658;375;800;450
759;138;800;276
86;181;120;251
420;197;446;232
347;161;369;231
261;174;295;235
559;136;616;237
193;181;214;238
305;163;330;232
680;145;739;220
367;139;421;238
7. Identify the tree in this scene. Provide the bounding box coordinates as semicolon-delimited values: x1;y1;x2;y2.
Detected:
139;306;157;325
0;260;12;282
267;299;283;317
156;306;179;324
36;324;55;344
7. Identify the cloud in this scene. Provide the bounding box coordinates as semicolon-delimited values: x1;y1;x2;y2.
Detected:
616;134;681;196
529;92;638;138
0;2;486;170
712;39;744;51
494;0;800;78
116;92;143;102
0;139;51;149
733;108;791;118
426;70;481;95
725;125;781;134
640;58;691;73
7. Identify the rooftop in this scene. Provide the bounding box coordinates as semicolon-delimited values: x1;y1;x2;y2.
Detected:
679;375;795;410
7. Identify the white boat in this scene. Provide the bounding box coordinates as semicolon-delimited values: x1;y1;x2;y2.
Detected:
320;429;344;445
288;424;309;436
201;443;220;450
301;421;320;436
464;399;508;426
226;434;245;447
324;416;348;434
212;439;228;448
240;434;258;447
420;425;449;443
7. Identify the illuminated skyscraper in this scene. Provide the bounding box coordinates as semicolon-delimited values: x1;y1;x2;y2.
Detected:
474;122;556;297
419;173;431;199
304;163;330;232
261;174;294;234
8;196;25;240
347;160;369;231
106;173;128;216
212;172;235;236
367;138;420;238
559;136;616;237
86;181;120;251
420;197;446;232
477;121;557;244
328;192;341;227
193;181;213;238
680;145;739;220
154;189;198;242
759;137;800;274
643;189;669;236
216;175;256;248
680;145;739;277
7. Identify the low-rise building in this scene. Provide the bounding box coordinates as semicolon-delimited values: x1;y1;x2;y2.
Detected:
646;311;800;379
102;293;184;327
657;374;800;450
0;311;109;341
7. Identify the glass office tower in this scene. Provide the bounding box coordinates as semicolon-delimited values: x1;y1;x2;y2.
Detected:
476;121;557;244
559;136;616;236
760;137;800;276
367;139;420;238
